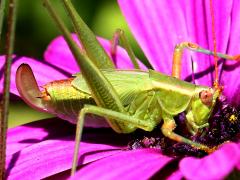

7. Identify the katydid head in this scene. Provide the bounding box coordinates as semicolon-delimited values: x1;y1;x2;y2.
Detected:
186;87;221;133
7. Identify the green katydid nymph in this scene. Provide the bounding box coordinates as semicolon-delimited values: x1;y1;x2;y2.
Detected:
15;0;240;176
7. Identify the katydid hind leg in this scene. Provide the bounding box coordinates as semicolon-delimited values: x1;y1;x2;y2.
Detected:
71;104;156;175
71;109;84;176
111;29;140;69
43;0;128;128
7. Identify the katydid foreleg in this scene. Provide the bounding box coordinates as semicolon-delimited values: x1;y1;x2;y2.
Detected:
161;112;211;153
172;42;240;80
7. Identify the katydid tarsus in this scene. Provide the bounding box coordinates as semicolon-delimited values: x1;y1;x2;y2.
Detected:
15;0;240;176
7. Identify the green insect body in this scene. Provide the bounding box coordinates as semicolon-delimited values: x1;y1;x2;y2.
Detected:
42;78;95;124
18;66;217;135
16;0;240;176
72;69;217;134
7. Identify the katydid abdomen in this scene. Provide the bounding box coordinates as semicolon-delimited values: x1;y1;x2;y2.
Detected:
41;78;95;124
16;64;212;134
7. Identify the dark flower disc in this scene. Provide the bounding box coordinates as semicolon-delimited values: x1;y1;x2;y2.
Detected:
128;96;240;157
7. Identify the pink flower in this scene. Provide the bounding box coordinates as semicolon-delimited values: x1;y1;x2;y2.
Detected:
1;0;240;179
119;0;240;106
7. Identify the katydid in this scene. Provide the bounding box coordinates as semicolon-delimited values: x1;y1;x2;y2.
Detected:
15;0;240;176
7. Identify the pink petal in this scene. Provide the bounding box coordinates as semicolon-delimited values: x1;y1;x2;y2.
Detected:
0;56;68;96
44;35;146;75
237;163;240;171
219;0;240;106
6;119;126;179
237;143;240;170
166;170;183;180
179;143;240;179
237;160;240;170
118;0;233;86
6;138;121;180
43;35;81;74
0;55;5;69
71;149;172;179
7;118;74;156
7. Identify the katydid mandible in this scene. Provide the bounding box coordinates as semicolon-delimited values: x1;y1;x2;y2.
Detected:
15;0;240;176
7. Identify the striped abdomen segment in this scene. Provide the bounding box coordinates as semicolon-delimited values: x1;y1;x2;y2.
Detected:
42;78;95;124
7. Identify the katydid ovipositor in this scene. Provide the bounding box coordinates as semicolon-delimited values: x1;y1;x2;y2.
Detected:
15;0;240;176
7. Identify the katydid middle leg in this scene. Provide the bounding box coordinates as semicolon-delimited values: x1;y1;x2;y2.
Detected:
110;29;140;69
172;42;240;79
71;104;156;175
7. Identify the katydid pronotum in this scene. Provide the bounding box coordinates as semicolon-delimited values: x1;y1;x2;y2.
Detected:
15;0;240;176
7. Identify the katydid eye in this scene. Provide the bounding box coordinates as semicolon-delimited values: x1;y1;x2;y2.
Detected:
199;89;213;106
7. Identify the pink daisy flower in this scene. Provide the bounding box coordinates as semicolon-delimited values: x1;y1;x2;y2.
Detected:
1;0;240;179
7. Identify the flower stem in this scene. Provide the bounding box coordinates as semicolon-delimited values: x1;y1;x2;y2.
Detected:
0;0;17;178
0;0;7;44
